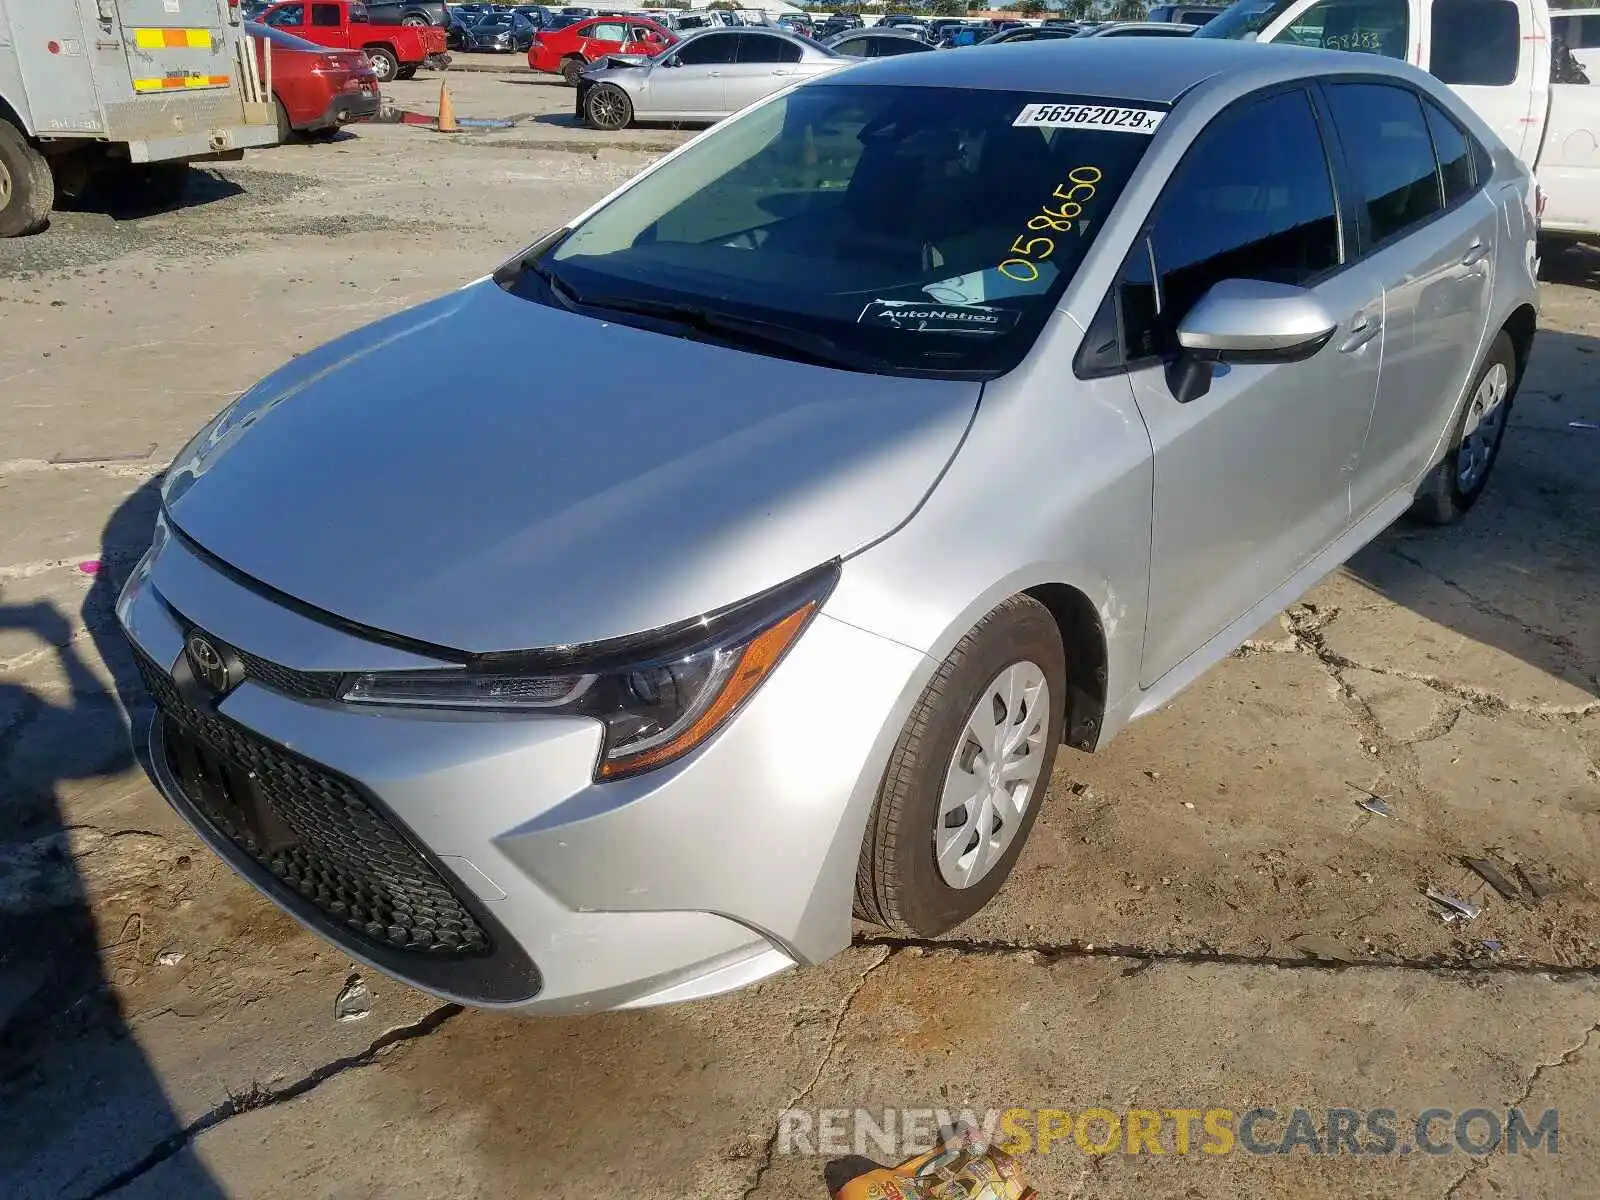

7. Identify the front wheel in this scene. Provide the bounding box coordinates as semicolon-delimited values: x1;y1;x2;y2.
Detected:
1411;331;1518;525
366;46;399;83
584;82;633;131
856;595;1066;936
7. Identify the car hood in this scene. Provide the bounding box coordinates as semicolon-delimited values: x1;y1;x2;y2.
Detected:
163;280;980;654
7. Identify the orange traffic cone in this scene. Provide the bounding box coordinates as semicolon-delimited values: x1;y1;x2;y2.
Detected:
437;82;459;133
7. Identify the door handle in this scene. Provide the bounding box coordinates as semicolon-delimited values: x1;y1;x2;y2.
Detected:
1338;313;1382;353
1460;239;1489;267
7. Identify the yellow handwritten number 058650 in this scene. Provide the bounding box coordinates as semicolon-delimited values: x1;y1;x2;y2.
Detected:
999;165;1103;284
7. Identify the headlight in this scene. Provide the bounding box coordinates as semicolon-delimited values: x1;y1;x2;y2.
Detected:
342;562;838;780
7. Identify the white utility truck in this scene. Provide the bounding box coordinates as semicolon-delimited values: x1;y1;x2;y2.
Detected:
1;0;277;236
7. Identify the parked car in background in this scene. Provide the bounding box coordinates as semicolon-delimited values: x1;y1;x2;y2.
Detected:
249;22;381;140
464;10;538;50
1072;21;1197;37
939;24;984;48
1146;3;1225;23
825;28;933;57
126;40;1536;1016
776;14;815;38
980;24;1078;44
258;0;449;82
531;14;675;83
366;0;449;25
1197;0;1600;244
578;28;843;128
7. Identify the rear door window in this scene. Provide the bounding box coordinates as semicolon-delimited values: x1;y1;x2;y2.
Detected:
1324;82;1444;244
1429;0;1519;86
1422;97;1477;205
736;33;802;63
1120;88;1342;362
311;3;341;26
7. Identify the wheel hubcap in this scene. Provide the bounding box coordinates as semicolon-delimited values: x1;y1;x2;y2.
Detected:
593;92;622;125
0;159;12;210
1457;361;1510;491
935;661;1051;890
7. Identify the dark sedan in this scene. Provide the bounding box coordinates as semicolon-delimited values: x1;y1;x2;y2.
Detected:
979;24;1079;45
463;11;537;51
824;28;933;58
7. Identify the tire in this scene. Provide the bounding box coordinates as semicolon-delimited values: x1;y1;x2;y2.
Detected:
395;64;418;80
0;120;54;238
401;13;428;24
584;82;633;131
561;55;587;86
856;595;1067;937
1411;331;1519;525
366;46;400;82
275;98;296;143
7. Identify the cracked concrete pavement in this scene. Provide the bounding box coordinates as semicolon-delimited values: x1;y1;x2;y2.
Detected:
2;82;1598;1198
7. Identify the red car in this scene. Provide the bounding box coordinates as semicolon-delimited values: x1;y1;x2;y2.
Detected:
258;0;448;83
528;15;675;86
249;22;381;139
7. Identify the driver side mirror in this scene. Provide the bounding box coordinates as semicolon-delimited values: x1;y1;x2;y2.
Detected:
661;52;680;66
1169;278;1337;404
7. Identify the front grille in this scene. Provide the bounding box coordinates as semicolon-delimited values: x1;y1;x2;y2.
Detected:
233;648;342;700
135;652;490;958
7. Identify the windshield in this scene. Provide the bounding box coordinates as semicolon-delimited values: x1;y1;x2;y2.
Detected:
531;84;1157;378
1193;0;1299;38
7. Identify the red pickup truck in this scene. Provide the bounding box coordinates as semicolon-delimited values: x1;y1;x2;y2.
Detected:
258;1;448;83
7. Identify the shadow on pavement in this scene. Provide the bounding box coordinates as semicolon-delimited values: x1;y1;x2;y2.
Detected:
1344;326;1599;700
0;478;225;1199
56;167;246;223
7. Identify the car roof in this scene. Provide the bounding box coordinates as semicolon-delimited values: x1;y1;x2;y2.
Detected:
827;37;1370;103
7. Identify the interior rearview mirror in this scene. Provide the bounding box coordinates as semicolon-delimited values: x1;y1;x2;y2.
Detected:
1169;279;1338;404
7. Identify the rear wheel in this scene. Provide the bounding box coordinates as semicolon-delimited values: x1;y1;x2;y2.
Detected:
274;97;296;143
856;595;1066;936
1411;331;1518;525
584;82;633;131
561;55;587;86
366;46;400;82
0;121;54;238
400;13;427;24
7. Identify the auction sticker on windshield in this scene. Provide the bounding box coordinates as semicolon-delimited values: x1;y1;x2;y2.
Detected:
858;300;1020;334
1014;103;1166;133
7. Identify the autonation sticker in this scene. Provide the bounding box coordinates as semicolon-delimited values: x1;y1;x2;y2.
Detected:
1014;103;1166;133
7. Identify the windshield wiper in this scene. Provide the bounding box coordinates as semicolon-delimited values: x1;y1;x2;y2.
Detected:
518;256;585;311
569;293;899;374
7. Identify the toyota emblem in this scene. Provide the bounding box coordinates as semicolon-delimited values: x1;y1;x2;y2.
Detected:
185;631;237;695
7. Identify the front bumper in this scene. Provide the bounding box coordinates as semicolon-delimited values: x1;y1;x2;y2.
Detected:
118;525;927;1013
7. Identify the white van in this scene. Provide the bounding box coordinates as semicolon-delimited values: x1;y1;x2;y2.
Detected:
1197;0;1600;241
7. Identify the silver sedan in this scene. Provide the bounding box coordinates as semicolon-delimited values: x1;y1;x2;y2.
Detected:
122;39;1535;1014
578;27;846;129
